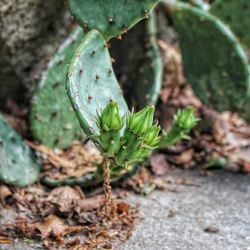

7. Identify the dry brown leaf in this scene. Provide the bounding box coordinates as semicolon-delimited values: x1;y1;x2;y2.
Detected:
32;215;83;239
48;186;85;213
76;195;105;212
175;149;194;166
27;141;102;179
0;184;12;206
150;154;169;176
117;202;130;214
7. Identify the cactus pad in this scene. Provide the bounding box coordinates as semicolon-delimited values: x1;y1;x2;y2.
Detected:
66;29;128;138
170;2;250;122
210;0;250;49
30;27;84;149
134;11;163;109
0;115;41;187
68;0;160;40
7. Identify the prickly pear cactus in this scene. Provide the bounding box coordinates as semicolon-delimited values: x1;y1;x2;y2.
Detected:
66;29;128;138
0;115;41;187
170;2;250;122
44;30;162;187
30;27;84;149
210;0;250;49
68;0;160;40
159;107;199;148
134;11;163;109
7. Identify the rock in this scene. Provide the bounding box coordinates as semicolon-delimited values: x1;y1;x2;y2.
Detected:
0;0;71;106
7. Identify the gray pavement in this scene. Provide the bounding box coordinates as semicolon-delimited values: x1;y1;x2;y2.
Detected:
122;169;250;250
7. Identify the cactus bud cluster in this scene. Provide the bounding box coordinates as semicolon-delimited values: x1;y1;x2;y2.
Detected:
97;102;160;170
159;107;199;148
174;107;199;132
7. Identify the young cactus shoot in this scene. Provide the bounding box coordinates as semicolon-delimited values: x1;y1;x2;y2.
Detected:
159;107;199;148
96;101;160;217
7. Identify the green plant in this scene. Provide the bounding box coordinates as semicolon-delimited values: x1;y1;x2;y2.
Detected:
65;27;198;217
134;10;164;109
159;107;199;147
68;0;160;40
0;114;41;187
96;101;160;216
210;0;250;49
30;27;84;149
169;2;250;122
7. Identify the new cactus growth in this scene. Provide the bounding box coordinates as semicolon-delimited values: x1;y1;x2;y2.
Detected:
159;107;199;147
170;2;250;122
30;27;84;149
68;0;160;40
210;0;250;49
96;102;160;217
0;115;41;187
96;103;160;169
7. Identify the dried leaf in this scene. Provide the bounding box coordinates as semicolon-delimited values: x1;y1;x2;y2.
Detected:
117;202;130;214
76;195;105;211
150;154;169;176
175;149;194;166
48;186;85;213
27;141;102;179
0;185;12;206
32;215;83;239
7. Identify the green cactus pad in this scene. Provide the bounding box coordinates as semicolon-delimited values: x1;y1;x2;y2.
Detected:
210;0;250;49
134;11;163;109
170;2;250;122
66;29;128;138
30;27;84;149
68;0;160;40
0;115;41;187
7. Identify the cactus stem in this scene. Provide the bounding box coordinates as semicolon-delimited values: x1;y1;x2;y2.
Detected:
103;158;117;219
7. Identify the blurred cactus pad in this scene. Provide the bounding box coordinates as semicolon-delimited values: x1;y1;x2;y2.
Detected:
68;0;160;40
30;27;84;149
0;115;41;187
210;0;250;49
170;2;250;122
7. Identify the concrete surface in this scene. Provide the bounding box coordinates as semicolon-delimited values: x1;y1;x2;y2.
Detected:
0;169;250;250
122;169;250;250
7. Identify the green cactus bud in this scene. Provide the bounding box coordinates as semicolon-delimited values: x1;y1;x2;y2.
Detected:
144;124;161;146
99;101;123;131
128;105;155;135
174;107;199;130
